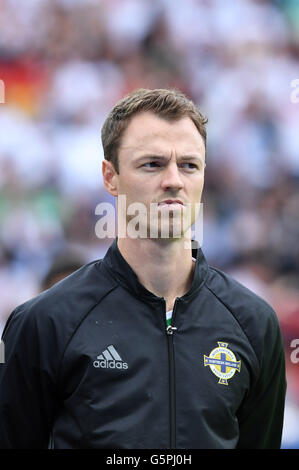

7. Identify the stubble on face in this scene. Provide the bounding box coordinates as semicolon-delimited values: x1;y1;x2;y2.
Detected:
115;112;205;242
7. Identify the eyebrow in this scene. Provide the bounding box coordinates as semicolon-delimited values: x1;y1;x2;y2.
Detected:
135;154;204;162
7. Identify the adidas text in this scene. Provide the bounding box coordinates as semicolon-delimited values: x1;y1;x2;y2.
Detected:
93;359;128;369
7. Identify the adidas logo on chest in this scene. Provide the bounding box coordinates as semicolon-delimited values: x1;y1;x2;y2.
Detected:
93;345;128;369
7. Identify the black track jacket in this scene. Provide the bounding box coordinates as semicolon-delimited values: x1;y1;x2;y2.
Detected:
0;239;286;449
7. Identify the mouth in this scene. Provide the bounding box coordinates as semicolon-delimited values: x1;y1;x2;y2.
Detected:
158;199;184;206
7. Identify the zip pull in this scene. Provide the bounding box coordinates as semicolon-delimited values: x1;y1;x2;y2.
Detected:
166;325;177;336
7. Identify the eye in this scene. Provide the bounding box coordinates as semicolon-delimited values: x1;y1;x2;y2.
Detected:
179;163;198;171
142;161;161;169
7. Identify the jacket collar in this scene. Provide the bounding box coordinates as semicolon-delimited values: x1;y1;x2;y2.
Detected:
102;238;208;303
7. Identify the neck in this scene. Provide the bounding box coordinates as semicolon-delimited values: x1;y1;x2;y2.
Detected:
117;236;195;310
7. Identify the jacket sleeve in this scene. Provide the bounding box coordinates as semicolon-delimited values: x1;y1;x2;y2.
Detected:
0;305;59;448
236;308;287;449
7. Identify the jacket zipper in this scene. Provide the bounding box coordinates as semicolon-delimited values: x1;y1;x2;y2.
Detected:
164;297;179;450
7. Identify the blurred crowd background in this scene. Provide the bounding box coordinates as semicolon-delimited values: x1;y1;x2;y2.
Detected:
0;0;298;448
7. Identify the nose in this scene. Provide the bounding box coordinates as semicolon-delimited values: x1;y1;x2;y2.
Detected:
160;162;184;192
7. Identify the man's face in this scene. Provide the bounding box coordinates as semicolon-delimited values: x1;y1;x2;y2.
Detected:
103;111;205;240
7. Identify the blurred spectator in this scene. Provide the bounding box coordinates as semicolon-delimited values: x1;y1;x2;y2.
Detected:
40;250;85;290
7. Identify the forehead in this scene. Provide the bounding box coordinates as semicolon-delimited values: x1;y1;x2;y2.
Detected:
119;111;205;155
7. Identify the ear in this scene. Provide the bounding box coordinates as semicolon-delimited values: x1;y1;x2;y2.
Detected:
102;160;118;197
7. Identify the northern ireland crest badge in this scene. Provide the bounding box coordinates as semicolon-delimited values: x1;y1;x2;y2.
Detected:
204;342;241;385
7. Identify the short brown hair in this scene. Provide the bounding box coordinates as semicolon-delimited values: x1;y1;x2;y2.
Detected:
101;88;208;173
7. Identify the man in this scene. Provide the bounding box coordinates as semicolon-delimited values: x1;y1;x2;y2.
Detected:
0;88;286;449
40;251;85;291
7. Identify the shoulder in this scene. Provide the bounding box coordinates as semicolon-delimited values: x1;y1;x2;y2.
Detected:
205;265;275;318
3;260;118;343
204;265;281;362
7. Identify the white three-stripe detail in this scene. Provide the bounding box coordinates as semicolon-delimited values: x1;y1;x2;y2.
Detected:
97;345;123;361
